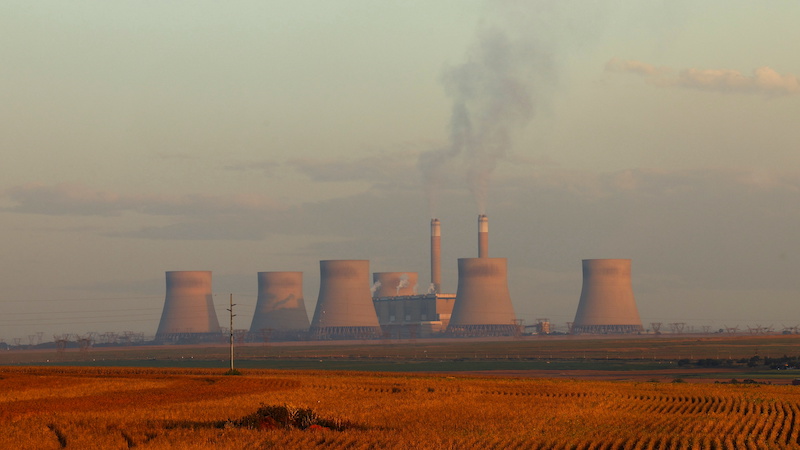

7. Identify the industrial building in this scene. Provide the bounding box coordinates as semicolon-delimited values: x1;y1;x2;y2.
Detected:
372;271;455;338
154;217;645;343
372;215;518;338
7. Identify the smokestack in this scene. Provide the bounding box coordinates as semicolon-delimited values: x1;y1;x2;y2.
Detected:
249;272;310;333
431;218;441;294
478;214;488;258
156;271;221;339
447;257;517;335
372;272;418;298
572;259;644;334
310;260;381;339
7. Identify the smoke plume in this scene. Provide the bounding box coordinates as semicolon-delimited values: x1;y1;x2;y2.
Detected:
419;15;552;215
396;273;410;295
370;281;381;295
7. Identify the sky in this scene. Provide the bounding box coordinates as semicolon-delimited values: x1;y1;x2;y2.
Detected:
1;0;799;341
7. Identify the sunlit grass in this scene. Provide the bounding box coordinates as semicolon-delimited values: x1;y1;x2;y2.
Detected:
3;366;800;448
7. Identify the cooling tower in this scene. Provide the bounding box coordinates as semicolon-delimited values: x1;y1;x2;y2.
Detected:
372;272;418;298
572;259;644;334
156;271;221;340
249;272;310;334
447;258;518;335
431;218;441;294
310;260;381;338
478;214;488;258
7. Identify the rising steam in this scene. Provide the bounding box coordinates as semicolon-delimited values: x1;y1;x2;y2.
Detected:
370;281;381;295
419;18;552;215
396;273;410;295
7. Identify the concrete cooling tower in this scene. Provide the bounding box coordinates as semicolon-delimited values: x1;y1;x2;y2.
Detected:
249;272;310;334
310;260;381;338
372;272;418;298
447;258;518;336
572;259;644;334
156;271;221;341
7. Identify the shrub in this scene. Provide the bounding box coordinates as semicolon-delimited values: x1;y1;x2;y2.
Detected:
227;404;360;431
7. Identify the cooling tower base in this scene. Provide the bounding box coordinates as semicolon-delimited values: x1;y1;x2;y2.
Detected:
572;324;644;335
447;324;521;337
255;328;311;342
154;332;222;345
310;326;382;340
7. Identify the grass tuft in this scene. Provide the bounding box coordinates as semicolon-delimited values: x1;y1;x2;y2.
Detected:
225;404;361;431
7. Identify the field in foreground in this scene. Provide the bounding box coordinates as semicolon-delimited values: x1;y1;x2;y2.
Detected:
3;367;800;449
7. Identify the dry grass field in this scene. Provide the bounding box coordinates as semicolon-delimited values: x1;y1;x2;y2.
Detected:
3;366;800;449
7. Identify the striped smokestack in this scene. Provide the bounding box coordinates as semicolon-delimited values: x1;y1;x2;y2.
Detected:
478;214;488;258
431;219;441;294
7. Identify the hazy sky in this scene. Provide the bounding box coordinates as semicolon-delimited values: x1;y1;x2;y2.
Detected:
2;1;799;340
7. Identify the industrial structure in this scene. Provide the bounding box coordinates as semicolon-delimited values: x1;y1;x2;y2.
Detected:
447;256;519;335
155;271;221;343
571;259;644;334
446;215;519;336
372;271;455;339
430;218;442;294
369;219;462;339
309;260;382;339
478;214;488;258
249;272;310;338
150;217;648;343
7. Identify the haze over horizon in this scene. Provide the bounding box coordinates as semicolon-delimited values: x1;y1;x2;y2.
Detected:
2;1;799;341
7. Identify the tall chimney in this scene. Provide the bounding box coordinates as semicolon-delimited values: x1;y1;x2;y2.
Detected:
431;219;441;294
478;214;488;258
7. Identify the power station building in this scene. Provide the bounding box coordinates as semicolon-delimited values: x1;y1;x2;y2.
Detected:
155;271;221;343
571;259;644;334
155;218;649;343
372;271;456;338
370;219;459;338
373;216;516;338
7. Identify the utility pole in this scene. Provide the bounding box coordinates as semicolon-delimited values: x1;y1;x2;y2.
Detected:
227;294;236;372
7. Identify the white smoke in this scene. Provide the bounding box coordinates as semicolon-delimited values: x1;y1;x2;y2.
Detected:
418;7;554;215
370;281;381;295
396;273;410;295
426;283;436;294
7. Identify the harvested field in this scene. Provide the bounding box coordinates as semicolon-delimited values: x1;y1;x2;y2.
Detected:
3;366;800;448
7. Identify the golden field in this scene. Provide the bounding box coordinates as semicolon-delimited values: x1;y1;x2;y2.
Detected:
3;366;800;449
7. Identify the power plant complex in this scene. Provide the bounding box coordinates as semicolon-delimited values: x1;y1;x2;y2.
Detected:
155;216;644;342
